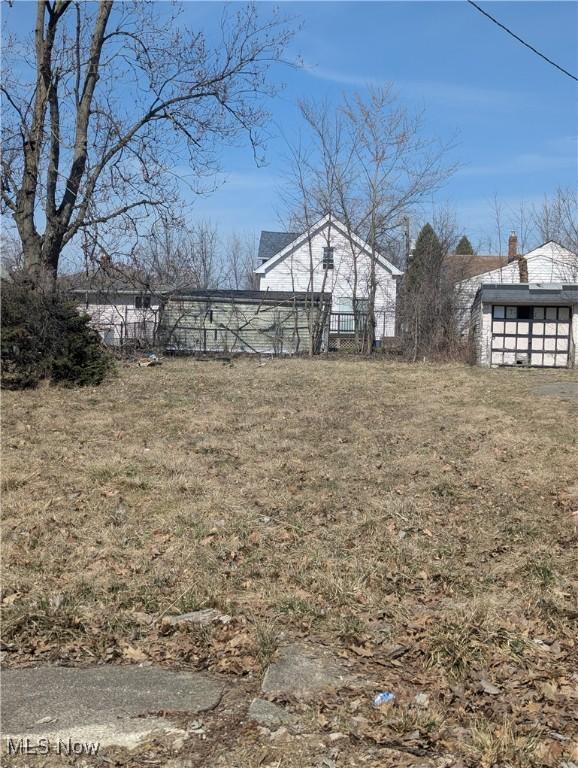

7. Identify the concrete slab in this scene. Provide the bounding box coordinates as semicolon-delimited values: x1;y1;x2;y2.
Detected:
1;665;224;749
248;698;298;729
261;643;361;697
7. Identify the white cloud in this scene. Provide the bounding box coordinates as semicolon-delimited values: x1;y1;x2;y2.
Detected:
301;62;521;108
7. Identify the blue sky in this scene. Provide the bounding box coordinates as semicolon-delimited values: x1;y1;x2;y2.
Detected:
181;1;578;249
3;1;577;252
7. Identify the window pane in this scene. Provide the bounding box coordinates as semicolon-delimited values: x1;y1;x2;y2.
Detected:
494;306;505;319
323;247;334;269
354;298;369;313
533;307;544;320
506;306;517;319
337;297;353;312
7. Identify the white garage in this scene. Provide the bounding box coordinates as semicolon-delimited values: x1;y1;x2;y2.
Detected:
471;283;578;368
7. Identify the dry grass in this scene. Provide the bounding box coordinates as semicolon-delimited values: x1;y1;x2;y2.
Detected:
2;357;578;766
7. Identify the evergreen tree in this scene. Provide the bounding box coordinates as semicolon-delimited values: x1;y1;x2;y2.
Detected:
455;235;474;255
402;223;447;359
405;223;443;292
1;281;113;389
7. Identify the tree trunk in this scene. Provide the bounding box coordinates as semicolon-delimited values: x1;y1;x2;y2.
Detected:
22;237;59;290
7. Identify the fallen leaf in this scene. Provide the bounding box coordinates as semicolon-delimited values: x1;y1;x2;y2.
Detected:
122;645;148;662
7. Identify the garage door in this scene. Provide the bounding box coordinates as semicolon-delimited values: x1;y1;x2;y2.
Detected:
491;305;571;368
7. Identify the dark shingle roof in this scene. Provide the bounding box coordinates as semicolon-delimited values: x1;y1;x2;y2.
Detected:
69;284;331;306
169;289;331;305
479;282;578;305
445;254;508;281
258;231;299;263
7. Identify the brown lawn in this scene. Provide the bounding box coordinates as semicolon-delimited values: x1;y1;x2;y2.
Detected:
2;358;578;767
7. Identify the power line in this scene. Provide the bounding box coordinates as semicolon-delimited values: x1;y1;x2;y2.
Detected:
467;0;578;83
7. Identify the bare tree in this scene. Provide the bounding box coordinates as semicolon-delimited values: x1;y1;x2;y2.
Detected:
283;87;453;354
532;187;578;255
0;230;24;277
491;194;504;257
224;232;259;290
141;220;226;290
1;1;293;286
281;127;338;355
513;200;531;254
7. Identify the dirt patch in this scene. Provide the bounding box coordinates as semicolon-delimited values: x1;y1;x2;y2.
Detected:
533;381;578;399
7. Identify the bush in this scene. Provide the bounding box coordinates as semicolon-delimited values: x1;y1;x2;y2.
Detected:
1;280;113;389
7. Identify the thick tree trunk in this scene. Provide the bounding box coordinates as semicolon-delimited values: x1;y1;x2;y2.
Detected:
22;238;59;289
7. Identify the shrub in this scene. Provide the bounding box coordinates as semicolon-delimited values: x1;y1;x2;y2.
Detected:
1;280;113;389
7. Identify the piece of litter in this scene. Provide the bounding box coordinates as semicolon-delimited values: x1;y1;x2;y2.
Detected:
163;609;231;627
35;716;56;724
549;731;570;742
414;693;430;707
373;691;395;707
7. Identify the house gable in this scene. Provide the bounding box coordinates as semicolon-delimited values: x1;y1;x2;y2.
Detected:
255;214;400;339
454;240;578;334
255;214;402;276
456;240;577;287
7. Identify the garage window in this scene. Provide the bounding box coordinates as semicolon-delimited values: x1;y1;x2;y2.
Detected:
494;305;532;320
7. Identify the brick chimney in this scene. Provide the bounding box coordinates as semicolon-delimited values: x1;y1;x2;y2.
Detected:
507;231;518;262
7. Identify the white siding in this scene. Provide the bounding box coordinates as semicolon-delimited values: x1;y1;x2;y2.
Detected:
477;304;492;366
77;296;160;345
258;220;398;338
456;242;578;333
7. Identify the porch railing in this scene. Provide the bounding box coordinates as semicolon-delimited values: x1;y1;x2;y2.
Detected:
330;312;368;335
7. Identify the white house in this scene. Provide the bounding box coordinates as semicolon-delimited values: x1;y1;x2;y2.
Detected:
255;214;402;344
456;234;578;332
457;233;578;368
